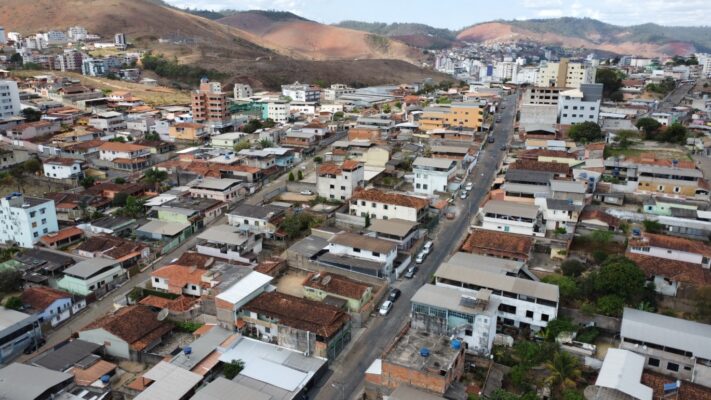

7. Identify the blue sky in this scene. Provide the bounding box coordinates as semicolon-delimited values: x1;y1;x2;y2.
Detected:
164;0;711;29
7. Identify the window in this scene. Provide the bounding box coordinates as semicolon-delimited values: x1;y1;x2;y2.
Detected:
658;185;664;191
383;205;388;210
30;211;36;218
154;277;159;283
526;310;534;318
541;314;550;322
41;219;46;225
330;184;335;189
648;358;660;367
353;248;361;253
361;201;366;206
372;202;376;208
191;285;198;290
33;232;39;238
340;186;345;190
674;187;680;193
43;228;48;234
265;327;271;334
667;362;679;372
372;251;380;257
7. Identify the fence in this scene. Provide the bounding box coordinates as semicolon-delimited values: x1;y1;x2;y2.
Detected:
286;181;316;193
559;307;621;333
335;212;365;229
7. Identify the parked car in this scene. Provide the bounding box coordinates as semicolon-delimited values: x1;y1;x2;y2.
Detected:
496;116;502;123
415;251;426;264
379;300;393;316
404;266;418;279
500;145;508;151
299;190;314;196
423;241;433;254
388;288;401;302
460;190;468;199
488;136;495;143
465;182;473;191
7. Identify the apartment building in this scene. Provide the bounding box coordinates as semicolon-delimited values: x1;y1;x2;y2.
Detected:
558;83;603;125
413;157;457;195
536;58;596;88
316;160;364;201
233;83;253;99
0;193;58;248
419;103;484;131
323;83;355;101
266;101;289;123
434;257;559;331
480;200;545;237
192;78;229;128
281;82;320;102
349;188;429;222
88;111;126;131
0;80;21;119
519;86;564;131
42;157;84;180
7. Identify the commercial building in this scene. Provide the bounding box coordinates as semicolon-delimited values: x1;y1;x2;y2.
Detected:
0;80;21;119
536;58;596;88
413;157;457;195
558;83;603;125
0;309;43;364
192;78;230;128
215;270;273;328
0;193;59;248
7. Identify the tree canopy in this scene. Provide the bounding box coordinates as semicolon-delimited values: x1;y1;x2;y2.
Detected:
595;68;623;99
568;121;603;143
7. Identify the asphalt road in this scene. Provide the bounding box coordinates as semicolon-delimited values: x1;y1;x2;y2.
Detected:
656;81;694;113
310;93;518;400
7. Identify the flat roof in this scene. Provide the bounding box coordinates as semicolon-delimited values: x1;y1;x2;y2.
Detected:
288;235;329;258
216;271;273;305
595;349;653;400
329;232;396;254
198;224;250;245
192;177;242;191
550;179;587;194
483;200;540;219
191;377;272;400
0;363;73;400
135;361;203;400
367;218;418;237
435;262;559;302
171;327;232;371
389;385;447;400
138;220;191;237
0;308;34;330
412;157;456;170
447;252;524;275
621;308;711;360
62;258;119;279
411;284;498;316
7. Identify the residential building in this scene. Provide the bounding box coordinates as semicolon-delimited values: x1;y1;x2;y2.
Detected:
266;100;289;123
603;157;706;198
210;132;246;149
323;83;355;101
419;103;484;131
519;86;564;131
558;83;603;125
302;271;373;313
413;157;457;195
42;157;84;179
282;81;320;102
240;291;351;359
411;283;499;355
192;78;229;128
168;122;208;142
226;203;286;239
133;361;202;400
591;349;654;400
366;218;420;250
233;83;252;99
316;160;365;201
31;339;103;372
98;141;151;169
620;308;711;387
20;286;86;327
55;50;83;72
81;58;108;76
628;232;711;268
480;200;544;237
88;111;126;131
364;324;465;398
79;305;172;360
0;309;42;364
189;177;243;203
536;58;596;88
435;257;559;331
323;232;398;278
460;229;534;262
57;258;125;296
7;120;61;140
350;188;429;222
151;264;212;297
195;224;263;264
215;270;273;329
0;193;59;248
39;226;85;249
535;198;582;232
0;80;21;118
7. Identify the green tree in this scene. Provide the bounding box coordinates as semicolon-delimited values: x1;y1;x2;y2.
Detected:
643;219;663;233
9;53;23;64
542;275;578;300
288;172;295;182
297;170;303;180
79;176;95;189
568;121;603;143
144;168;168;191
614;130;638;149
4;296;22;310
233;140;252;151
21;108;42;122
108;136;126;143
364;213;371;228
596;294;625;316
661;123;687;144
595;68;623;99
259;139;274;149
544;351;582;390
262;118;276;128
382;104;391;113
112;192;129;207
609;91;624;102
120;195;144;218
436;96;451;104
23;159;41;175
560;259;585;277
594;256;646;302
542;318;576;341
333;111;344;121
0;269;23;293
635;117;661;139
144;132;161;141
114;177;127;184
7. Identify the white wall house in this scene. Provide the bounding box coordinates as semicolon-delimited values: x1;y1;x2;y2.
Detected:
42;157;84;180
435;259;559;331
328;232;397;273
480;200;545;237
151;264;212;297
98;142;151;161
189;178;242;203
558;83;603;125
629;233;711;268
317;160;364;201
0;193;58;248
349;188;429;222
195;224;263;264
281;82;320;102
233;83;253;99
57;258;125;297
267;101;289;123
88;111;126;131
0;80;21;119
413;157;457;195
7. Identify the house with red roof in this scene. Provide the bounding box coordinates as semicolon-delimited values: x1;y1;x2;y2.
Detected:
21;286;86;327
316;160;364;201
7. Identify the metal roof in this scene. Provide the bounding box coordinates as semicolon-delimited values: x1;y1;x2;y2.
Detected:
192;177;241;191
412;157;456;170
215;271;273;305
594;349;653;400
191;377;272;400
621;307;711;360
0;363;73;400
31;339;101;371
170;327;232;371
137;220;191;237
367;218;418;237
549;179;587;194
447;252;524;275
502;182;550;196
483;200;540;219
411;284;498;316
135;361;203;400
62;258;120;279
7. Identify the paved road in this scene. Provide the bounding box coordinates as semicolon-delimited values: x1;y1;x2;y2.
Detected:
310;93;518;400
656;81;694;113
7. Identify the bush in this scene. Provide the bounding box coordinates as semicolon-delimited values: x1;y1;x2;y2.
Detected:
4;296;23;310
542;274;578;300
561;259;585;277
223;359;244;379
569;121;603;143
288;172;295;182
596;295;625;317
592;250;608;264
297;170;303;180
643;219;663;233
575;327;599;344
313;156;323;164
175;321;204;333
543;318;576;341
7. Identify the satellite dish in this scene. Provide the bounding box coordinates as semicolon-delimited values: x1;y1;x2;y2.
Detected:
157;309;169;321
321;275;332;285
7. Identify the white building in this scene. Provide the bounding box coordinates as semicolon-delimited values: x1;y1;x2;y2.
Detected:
323;84;355;102
480;200;545;237
88;111;126;131
81;58;108;77
0;193;58;248
494;61;519;82
281;82;320;102
0;27;5;44
67;26;88;41
233;83;253;99
44;31;68;45
114;33;126;48
151;264;211;297
558;83;603;125
98;142;151;161
514;67;538;85
412;157;457;195
316;160;364;201
536;58;596;88
196;224;263;264
267;101;289;123
328;232;398;275
349;188;429;222
629;232;711;268
42;157;84;180
189;177;243;203
0;80;21;119
435;257;559;331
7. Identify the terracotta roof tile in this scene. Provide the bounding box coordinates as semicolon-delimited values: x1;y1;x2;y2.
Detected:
317;162;342;176
461;229;533;260
244;292;349;338
73;360;117;386
21;286;73;311
44;157;82;166
139;295;172;309
641;371;711;400
98;142;150;152
82;305;172;347
151;265;206;294
579;208;621;228
630;233;711;258
303;272;370;300
627;253;711;285
40;226;84;245
174;252;214;269
509;159;570;175
351;188;429;210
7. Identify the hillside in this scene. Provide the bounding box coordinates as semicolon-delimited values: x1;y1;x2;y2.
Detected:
457;18;711;57
334;21;458;49
217;11;426;63
0;0;445;90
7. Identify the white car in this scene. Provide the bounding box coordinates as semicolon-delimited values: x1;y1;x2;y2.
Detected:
465;182;473;191
460;190;468;199
379;300;393;316
415;251;426;264
299;190;314;196
423;241;433;255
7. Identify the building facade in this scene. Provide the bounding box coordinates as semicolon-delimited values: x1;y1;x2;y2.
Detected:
0;193;58;248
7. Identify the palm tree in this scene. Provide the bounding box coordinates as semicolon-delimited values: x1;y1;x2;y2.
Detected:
544;351;582;390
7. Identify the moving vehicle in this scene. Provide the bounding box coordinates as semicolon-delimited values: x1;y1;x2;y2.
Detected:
379;300;393;316
404;266;418;279
388;288;401;302
299;190;314;196
415;251;426;264
423;241;433;254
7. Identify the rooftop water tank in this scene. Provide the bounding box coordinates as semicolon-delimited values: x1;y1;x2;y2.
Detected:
451;339;461;350
184;346;192;356
100;375;111;384
420;348;430;357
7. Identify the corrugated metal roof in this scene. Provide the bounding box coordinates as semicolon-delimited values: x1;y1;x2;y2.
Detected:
621;308;711;359
595;349;653;400
483;200;540;219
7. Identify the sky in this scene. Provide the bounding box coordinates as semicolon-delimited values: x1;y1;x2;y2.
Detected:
164;0;711;29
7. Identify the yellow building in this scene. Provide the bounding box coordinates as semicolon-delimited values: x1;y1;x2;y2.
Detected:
168;122;208;142
419;103;483;132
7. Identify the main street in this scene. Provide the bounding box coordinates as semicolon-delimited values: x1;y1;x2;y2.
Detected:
310;93;518;400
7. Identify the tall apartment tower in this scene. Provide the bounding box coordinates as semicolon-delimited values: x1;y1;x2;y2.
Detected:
191;78;229;127
0;80;21;119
